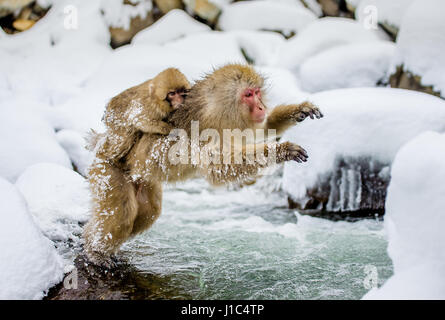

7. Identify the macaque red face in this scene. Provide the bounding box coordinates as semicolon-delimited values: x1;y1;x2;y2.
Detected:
166;88;189;110
241;87;266;123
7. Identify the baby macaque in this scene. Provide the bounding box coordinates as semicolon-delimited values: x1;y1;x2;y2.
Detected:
93;68;191;163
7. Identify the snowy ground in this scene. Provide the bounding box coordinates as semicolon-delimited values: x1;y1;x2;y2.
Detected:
0;0;444;299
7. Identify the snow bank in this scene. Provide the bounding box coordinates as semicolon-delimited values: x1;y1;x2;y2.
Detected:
355;0;415;30
256;66;309;106
0;0;111;106
282;88;445;212
132;9;210;45
229;30;286;66
364;132;445;299
300;41;395;92
218;0;316;37
392;0;445;95
276;17;382;72
56;129;94;176
0;177;64;300
0;103;72;182
15;163;90;243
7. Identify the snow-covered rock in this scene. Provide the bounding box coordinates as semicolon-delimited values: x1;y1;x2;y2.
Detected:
300;41;396;92
256;66;309;106
101;0;153;30
132;9;210;45
218;0;316;37
56;129;94;177
229;30;285;66
276;17;382;72
0;177;64;299
282;88;445;214
364;131;445;299
0;0;111;106
390;0;445;96
0;104;72;182
15;163;90;244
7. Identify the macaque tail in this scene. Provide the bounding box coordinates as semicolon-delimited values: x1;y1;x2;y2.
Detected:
85;129;105;152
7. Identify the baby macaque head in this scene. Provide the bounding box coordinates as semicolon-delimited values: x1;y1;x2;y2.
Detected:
153;68;191;110
166;87;189;110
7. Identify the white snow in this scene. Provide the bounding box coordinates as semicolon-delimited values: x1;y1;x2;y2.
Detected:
132;9;210;45
282;88;445;210
392;0;445;95
0;102;72;182
300;41;396;92
0;0;111;106
364;131;445;299
56;129;95;176
15;163;91;243
256;66;309;106
218;0;317;37
229;30;286;66
276;17;382;72
0;177;64;300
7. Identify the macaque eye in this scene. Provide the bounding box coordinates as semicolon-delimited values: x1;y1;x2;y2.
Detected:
244;91;253;97
167;92;176;99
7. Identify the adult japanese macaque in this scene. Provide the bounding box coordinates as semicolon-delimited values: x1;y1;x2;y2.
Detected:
84;64;323;267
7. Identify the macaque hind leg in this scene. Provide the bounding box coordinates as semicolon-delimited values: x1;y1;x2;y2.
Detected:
84;161;139;267
131;181;163;236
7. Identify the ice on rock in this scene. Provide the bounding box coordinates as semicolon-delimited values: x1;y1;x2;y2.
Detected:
0;177;64;299
132;9;210;45
276;17;382;72
218;0;317;37
282;88;445;214
300;41;396;92
364;132;445;299
15;163;91;245
0;104;72;182
391;0;445;95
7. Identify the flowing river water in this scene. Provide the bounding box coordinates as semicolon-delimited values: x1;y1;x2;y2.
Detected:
115;171;393;300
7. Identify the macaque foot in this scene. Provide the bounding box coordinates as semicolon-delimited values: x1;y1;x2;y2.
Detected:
158;123;174;135
277;142;308;163
85;250;118;270
294;102;323;122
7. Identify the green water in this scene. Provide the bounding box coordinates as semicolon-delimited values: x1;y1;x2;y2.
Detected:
120;176;393;300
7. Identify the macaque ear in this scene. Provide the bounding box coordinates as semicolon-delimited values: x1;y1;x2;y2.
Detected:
154;85;168;101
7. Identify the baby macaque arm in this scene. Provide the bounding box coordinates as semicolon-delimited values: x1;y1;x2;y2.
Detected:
134;119;173;136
